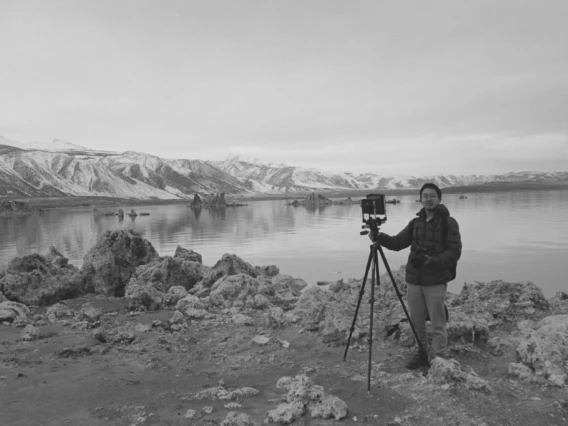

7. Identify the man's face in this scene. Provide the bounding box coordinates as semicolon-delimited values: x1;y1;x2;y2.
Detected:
421;188;440;210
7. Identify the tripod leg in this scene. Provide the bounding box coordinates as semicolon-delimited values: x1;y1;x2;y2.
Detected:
367;245;380;392
343;247;373;361
376;244;429;359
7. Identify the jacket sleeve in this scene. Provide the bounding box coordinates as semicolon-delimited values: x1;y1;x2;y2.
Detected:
430;217;462;269
377;220;413;251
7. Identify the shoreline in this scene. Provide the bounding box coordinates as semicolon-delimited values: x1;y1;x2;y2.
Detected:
2;183;567;210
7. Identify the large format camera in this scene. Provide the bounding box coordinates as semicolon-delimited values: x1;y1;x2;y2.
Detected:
410;246;431;268
360;194;387;240
361;193;386;216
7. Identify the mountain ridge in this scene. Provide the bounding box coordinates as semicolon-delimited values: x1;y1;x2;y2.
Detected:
0;135;566;199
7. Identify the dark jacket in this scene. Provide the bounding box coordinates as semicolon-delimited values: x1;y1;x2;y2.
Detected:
377;204;462;286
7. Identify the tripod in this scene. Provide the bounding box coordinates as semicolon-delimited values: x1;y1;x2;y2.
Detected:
343;233;427;392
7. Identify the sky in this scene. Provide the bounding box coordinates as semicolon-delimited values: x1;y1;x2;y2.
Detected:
1;0;567;176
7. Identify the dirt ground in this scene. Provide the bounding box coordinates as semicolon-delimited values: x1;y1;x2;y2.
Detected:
1;295;567;426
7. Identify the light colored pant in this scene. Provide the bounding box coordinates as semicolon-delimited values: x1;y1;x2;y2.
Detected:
406;283;447;356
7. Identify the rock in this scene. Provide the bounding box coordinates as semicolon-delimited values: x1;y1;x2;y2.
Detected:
134;323;151;333
46;302;74;323
266;375;348;423
224;403;244;409
514;314;568;387
0;301;30;323
454;280;550;326
193;385;259;401
259;274;308;311
57;346;92;358
445;312;489;345
93;325;136;345
190;194;203;208
267;307;286;328
20;324;40;341
254;265;279;278
12;316;31;327
127;256;206;294
292;286;362;345
0;200;32;215
221;412;257;426
252;335;271;345
174;246;203;264
265;401;305;424
0;248;86;306
209;274;261;310
508;363;542;383
169;310;185;325
184;308;211;319
75;303;103;322
184;409;198;419
333;197;359;205
204;193;226;207
82;230;159;297
45;246;69;267
175;294;208;312
231;313;253;326
549;291;568;313
253;294;269;309
71;321;89;330
201;254;259;289
301;193;333;206
488;337;505;356
428;357;493;394
292;287;337;332
124;280;165;311
164;285;188;306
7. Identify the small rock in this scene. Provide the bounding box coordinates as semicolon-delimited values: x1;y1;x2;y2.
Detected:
224;402;244;409
252;335;271;345
220;412;256;426
20;325;40;341
169;310;185;325
184;409;198;419
232;313;253;326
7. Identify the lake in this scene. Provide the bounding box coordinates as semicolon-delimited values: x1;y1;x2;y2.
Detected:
1;189;567;297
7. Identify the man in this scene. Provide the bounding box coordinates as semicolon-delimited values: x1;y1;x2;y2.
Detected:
374;183;462;369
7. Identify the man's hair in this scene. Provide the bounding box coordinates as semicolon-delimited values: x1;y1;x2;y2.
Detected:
420;183;442;199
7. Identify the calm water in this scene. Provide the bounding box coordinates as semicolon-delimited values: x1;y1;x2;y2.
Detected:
1;190;567;297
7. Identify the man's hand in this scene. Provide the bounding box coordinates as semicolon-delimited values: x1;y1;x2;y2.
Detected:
424;255;432;265
369;231;383;244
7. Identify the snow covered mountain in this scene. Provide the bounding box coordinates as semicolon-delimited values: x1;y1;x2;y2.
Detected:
0;138;566;199
210;155;568;193
0;137;248;198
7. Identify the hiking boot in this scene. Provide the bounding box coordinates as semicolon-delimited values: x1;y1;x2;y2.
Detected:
405;350;430;370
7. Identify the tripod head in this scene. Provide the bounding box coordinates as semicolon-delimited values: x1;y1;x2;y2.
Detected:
360;193;387;239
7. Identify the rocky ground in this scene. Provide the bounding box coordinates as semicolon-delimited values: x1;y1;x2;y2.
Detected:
1;230;568;426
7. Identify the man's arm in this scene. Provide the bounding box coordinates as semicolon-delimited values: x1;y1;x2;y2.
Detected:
429;217;462;268
376;220;414;251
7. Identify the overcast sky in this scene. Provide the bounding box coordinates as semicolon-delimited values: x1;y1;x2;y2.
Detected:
1;0;567;176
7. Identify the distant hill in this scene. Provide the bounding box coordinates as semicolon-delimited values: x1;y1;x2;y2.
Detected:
0;136;566;199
